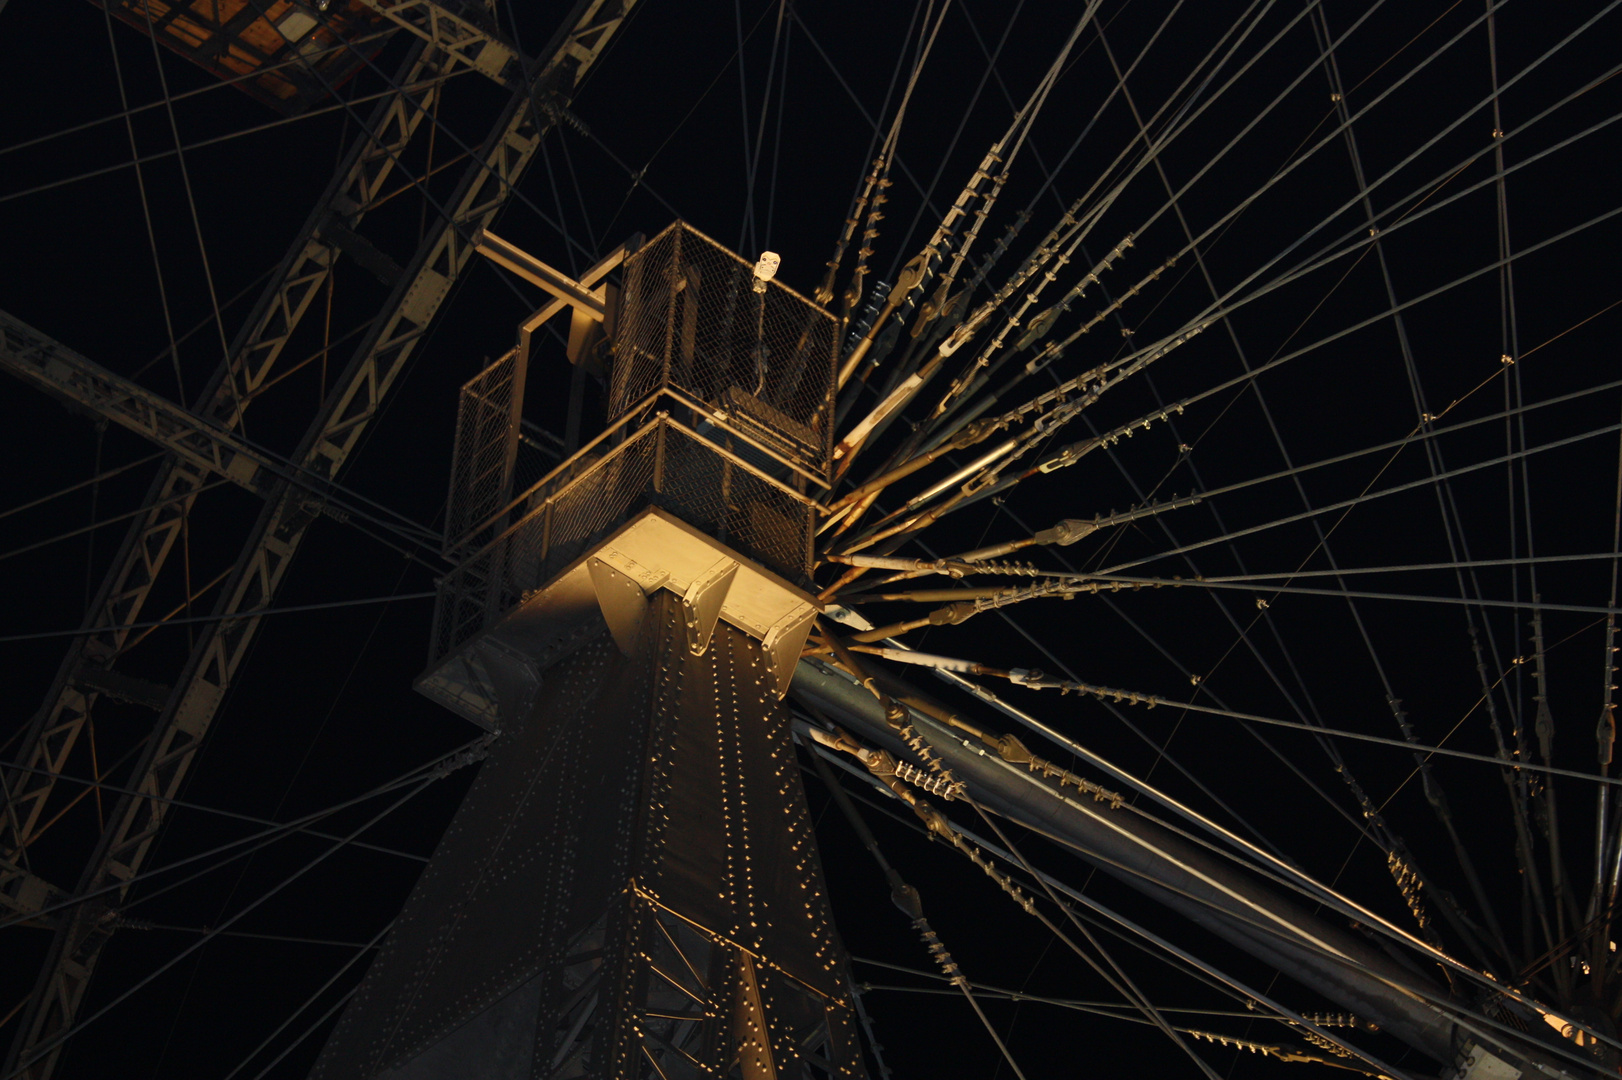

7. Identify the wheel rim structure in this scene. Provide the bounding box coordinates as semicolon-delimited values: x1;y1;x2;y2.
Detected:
0;2;1619;1077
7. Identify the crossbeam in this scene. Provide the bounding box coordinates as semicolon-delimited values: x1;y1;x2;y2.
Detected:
356;0;521;85
477;229;608;317
0;312;262;496
520;239;639;334
0;309;436;553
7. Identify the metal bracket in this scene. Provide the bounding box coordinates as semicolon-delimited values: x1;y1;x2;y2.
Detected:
478;230;607;318
681;558;738;657
510;233;642;366
318;212;404;287
761;601;817;700
70;666;171;712
588;557;655;655
426;509;818;726
0;869;60;923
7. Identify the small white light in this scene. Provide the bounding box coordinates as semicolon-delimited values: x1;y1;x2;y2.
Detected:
751;251;781;293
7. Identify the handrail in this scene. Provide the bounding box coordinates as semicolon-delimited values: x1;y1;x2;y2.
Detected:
446;383;838;555
448;411;819;576
659;383;831;491
660;415;823;508
646;219;837;314
443;387;663;555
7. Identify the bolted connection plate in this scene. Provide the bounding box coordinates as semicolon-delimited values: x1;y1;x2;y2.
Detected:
416;507;818;730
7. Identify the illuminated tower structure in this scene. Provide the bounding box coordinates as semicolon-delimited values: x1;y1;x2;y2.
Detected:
311;223;867;1079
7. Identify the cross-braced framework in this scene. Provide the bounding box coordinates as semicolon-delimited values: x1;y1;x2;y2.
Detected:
1;2;635;1076
2;1;1622;1078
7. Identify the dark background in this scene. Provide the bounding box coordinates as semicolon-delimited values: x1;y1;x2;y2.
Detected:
1;1;1619;1076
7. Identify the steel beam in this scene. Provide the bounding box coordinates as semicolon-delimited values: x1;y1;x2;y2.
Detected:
793;660;1584;1077
355;0;521;86
0;311;270;495
0;309;440;551
2;3;636;1076
0;40;447;926
475;230;608;317
313;594;865;1080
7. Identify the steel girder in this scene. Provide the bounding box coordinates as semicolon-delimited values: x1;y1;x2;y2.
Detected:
0;36;445;927
309;596;865;1080
356;0;522;86
0;309;444;557
1;2;636;1076
0;311;285;497
792;661;1588;1078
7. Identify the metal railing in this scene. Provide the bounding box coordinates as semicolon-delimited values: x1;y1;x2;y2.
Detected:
431;411;818;663
443;348;523;554
609;221;837;478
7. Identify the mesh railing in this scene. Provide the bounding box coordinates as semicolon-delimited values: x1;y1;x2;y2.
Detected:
610;222;837;479
430;415;816;663
517;425;662;588
510;431;562;496
443;349;521;554
656;423;813;576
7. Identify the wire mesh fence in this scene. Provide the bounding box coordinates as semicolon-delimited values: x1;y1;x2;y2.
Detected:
610;222;837;479
657;422;814;576
510;429;563;495
430;415;817;663
443;349;520;555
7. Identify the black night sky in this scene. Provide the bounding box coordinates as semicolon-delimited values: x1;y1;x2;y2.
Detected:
2;1;1620;1077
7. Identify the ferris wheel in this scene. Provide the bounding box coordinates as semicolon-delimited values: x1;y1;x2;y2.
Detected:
2;2;1620;1078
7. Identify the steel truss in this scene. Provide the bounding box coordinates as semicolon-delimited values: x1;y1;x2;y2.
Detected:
0;2;635;1076
0;310;408;519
